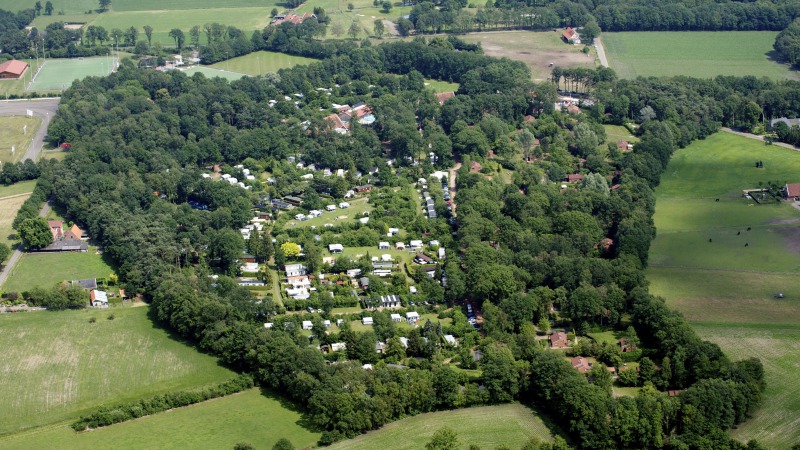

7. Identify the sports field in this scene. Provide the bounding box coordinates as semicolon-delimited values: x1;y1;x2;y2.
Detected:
0;306;236;435
209;51;317;76
603;31;798;80
647;131;800;447
2;246;116;292
28;57;116;91
328;403;554;449
0;116;41;164
182;66;246;81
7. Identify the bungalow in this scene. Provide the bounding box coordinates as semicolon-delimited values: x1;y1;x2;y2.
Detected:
302;320;313;330
373;269;392;277
435;91;455;105
328;243;344;253
286;275;311;289
562;27;581;44
390;313;403;322
285;264;307;277
72;278;98;290
550;331;569;349
783;183;800;200
285;196;303;205
360;276;370;288
346;268;362;278
323;319;331;328
409;286;417;295
285;287;310;299
381;254;393;262
617;141;633;151
240;253;256;264
378;241;390;250
379;294;401;308
428;240;440;247
571;356;591;374
406;311;420;324
444;334;457;346
398;336;409;348
409;240;423;249
619;338;636;353
372;262;393;270
90;289;108;308
564;173;584;183
388;228;400;236
294;213;306;221
331;342;347;352
438;247;446;259
567;104;582;114
336;319;345;327
414;253;434;265
354;184;373;193
362;316;374;325
241;262;259;273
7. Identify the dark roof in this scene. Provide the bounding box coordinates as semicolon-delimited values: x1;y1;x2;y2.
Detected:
73;278;97;290
42;240;88;252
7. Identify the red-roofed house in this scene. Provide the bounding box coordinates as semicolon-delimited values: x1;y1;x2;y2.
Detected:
562;27;580;44
567;104;581;114
783;183;800;200
571;356;591;373
48;220;63;241
470;161;482;173
0;60;29;79
271;13;316;26
549;331;568;349
436;92;455;105
564;173;584;183
63;224;84;241
324;113;348;134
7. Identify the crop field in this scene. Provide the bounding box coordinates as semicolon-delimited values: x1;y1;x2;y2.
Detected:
0;116;41;164
329;403;554;449
647;131;800;447
0;389;319;450
0;306;236;435
181;66;246;81
457;30;597;81
603;31;798;80
28;57;116;92
209;51;317;76
2;246;116;292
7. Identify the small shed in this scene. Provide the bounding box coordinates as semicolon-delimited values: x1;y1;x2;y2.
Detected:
378;241;390;250
406;311;420;323
302;320;313;330
362;317;374;325
390;313;402;322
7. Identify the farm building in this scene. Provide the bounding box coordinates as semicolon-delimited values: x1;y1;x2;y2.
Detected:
562;27;581;44
90;289;108;308
0;59;29;79
782;183;800;200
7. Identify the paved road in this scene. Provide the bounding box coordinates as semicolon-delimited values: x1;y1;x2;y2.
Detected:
722;127;800;151
0;201;50;288
0;98;60;162
595;37;609;68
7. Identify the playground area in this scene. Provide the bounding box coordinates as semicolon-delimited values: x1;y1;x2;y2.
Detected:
27;57;116;91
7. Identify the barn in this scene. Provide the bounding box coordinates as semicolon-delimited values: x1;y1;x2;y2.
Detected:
0;60;29;79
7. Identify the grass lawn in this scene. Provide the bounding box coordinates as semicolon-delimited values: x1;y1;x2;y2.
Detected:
2;246;116;292
603;124;638;146
0;306;236;436
181;66;246;81
0;0;97;15
647;131;800;447
603;31;799;80
348;313;450;333
692;323;800;449
329;403;554;449
29;57;116;91
0;388;319;450
425;79;459;93
40;149;70;161
209;51;317;76
280;197;373;229
588;330;619;345
456;30;597;81
111;0;279;11
0;116;41;164
0;194;30;248
0;180;37;198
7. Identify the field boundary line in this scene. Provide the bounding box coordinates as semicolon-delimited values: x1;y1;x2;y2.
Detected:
649;264;798;275
0;192;33;201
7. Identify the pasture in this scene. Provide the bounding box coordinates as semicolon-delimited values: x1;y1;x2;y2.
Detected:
2;246;116;292
602;31;798;80
0;306;236;435
28;57;116;92
647;131;800;447
328;403;554;449
457;30;597;81
0;389;319;450
181;66;245;81
0;194;31;248
209;51;317;76
0;116;41;164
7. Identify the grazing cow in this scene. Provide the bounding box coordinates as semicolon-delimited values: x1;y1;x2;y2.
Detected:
715;198;720;202
745;243;749;247
708;238;712;243
747;227;751;231
737;231;740;235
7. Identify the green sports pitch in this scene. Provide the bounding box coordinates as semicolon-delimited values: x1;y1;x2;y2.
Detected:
28;57;116;91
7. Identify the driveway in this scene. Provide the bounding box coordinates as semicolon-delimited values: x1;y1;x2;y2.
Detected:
722;127;800;152
0;202;50;288
595;37;609;68
0;98;60;162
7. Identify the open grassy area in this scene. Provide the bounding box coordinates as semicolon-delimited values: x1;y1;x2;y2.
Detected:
209;51;317;76
2;246;116;292
181;66;246;81
425;79;460;93
0;194;30;248
112;0;278;11
0;388;319;450
329;403;554;449
280;196;372;229
0;116;41;164
603;124;638;146
29;57;116;91
457;30;597;81
0;306;236;436
647;131;800;447
0;0;98;15
0;180;37;198
603;31;799;80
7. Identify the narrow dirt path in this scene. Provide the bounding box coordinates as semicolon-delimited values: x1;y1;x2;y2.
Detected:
594;37;609;68
722;127;800;151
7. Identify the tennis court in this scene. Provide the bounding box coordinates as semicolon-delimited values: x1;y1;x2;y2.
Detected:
181;66;246;81
27;57;116;91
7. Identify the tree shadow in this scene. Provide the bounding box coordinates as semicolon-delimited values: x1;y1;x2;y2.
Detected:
520;402;573;446
259;386;323;433
764;50;800;73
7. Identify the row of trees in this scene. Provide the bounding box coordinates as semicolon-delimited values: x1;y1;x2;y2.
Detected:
775;18;800;68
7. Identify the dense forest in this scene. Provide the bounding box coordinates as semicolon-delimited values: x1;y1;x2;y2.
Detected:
12;32;788;448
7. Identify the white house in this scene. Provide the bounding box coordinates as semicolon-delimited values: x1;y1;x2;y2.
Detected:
329;243;344;253
438;248;446;259
302;320;313;330
346;268;362;278
301;173;314;180
285;264;307;277
429;240;440;247
339;202;350;209
323;320;331;328
409;286;417;295
336;319;345;326
221;174;231;180
241;262;259;273
409;240;423;249
264;322;273;329
90;289;108;308
331;342;347;352
201;173;212;179
285;287;310;300
326;204;337;211
362;317;374;325
308;210;322;218
444;334;458;346
359;217;369;224
294;213;306;221
398;336;409;348
406;311;420;324
390;313;402;323
379;241;390;250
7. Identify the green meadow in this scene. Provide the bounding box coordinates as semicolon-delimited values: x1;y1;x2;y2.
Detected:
603;31;798;80
0;306;235;435
2;246;116;292
329;403;554;450
209;51;317;76
647;131;800;447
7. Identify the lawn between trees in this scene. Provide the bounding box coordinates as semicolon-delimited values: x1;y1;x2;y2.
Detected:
647;131;800;448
